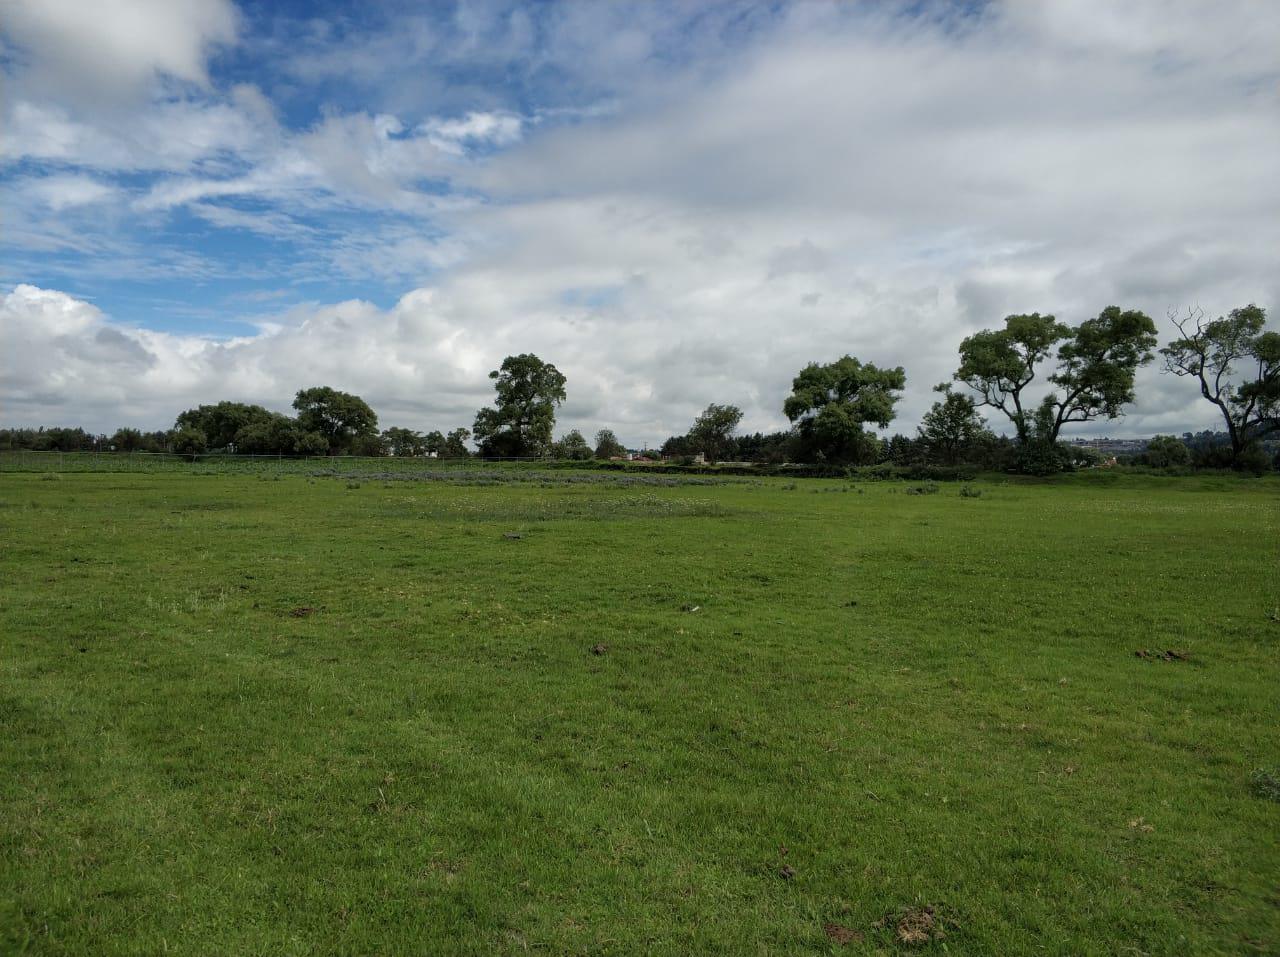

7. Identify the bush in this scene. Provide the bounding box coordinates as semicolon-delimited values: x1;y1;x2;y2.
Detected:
904;483;940;495
1235;443;1273;475
1011;441;1076;476
1192;443;1237;469
845;463;976;482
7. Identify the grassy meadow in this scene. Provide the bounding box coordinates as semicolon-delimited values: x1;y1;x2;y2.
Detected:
1;465;1277;955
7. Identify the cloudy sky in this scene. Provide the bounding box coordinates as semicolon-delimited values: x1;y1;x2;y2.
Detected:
2;0;1278;444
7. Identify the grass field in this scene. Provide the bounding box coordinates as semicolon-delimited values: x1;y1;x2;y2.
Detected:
1;467;1277;954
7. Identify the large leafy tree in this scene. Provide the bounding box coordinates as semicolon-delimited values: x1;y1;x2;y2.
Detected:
472;354;567;457
688;404;743;463
234;413;320;455
292;387;378;454
1038;306;1159;443
955;308;1157;446
954;313;1068;445
1161;304;1279;462
175;401;276;451
783;355;906;464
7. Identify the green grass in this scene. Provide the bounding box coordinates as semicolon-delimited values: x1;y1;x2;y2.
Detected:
1;469;1277;955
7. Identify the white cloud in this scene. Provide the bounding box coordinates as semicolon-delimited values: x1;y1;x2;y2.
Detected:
1;97;270;172
0;0;238;101
420;111;525;154
22;174;117;211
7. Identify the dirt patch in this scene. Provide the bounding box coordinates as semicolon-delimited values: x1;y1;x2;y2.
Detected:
875;905;949;946
823;922;863;945
1134;649;1190;661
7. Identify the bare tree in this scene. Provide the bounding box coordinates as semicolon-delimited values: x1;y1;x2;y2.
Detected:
1161;305;1279;461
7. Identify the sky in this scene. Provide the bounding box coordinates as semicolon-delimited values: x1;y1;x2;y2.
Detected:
2;0;1278;445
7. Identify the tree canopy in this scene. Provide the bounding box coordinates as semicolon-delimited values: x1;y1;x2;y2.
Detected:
551;429;593;460
688;404;743;462
382;427;429;457
783;355;905;464
472;354;567;457
955;307;1156;446
593;429;627;459
1162;304;1279;461
293;387;378;454
175;401;276;451
954;313;1068;445
917;384;988;465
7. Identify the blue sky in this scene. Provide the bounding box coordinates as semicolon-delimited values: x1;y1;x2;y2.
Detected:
2;0;1278;440
1;0;809;333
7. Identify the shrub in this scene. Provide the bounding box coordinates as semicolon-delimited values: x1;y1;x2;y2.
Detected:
904;483;940;495
846;463;976;482
1012;441;1075;476
1235;444;1273;475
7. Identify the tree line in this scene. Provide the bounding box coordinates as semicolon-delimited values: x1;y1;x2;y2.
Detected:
3;303;1275;473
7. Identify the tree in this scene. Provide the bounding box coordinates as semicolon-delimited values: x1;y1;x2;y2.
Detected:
881;433;921;466
382;427;429;457
110;428;144;452
1141;435;1191;468
594;429;627;459
175;401;276;451
442;428;472;458
349;433;387;457
1037;306;1159;444
472;354;567;457
954;313;1068;445
294;431;330;456
423;430;446;455
551;429;592;460
688;404;743;462
731;430;796;464
1161;305;1279;463
293;387;378;454
660;433;696;458
233;413;302;454
956;309;1157;448
917;385;987;465
784;356;905;464
171;426;207;456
